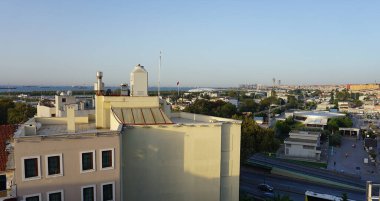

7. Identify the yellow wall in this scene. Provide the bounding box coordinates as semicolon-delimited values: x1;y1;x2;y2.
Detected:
122;125;222;201
121;121;241;201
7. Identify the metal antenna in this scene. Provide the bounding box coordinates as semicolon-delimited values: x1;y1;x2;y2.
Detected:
158;50;162;97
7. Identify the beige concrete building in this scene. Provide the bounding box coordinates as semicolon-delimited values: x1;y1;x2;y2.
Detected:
37;92;94;118
347;84;380;91
284;130;321;160
11;64;242;201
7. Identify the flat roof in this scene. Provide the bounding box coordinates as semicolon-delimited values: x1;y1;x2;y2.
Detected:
294;111;346;118
285;138;318;144
15;111;241;138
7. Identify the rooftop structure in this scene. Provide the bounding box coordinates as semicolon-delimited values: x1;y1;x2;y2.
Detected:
292;110;346;129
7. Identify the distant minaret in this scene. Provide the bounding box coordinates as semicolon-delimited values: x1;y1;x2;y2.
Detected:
272;78;276;88
130;64;148;97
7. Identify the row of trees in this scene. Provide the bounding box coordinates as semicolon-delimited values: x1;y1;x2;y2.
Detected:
0;98;36;125
183;99;237;118
329;89;363;108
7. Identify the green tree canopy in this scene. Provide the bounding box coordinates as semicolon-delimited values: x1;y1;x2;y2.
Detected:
239;99;259;113
0;99;15;124
327;117;353;132
183;99;237;118
7;102;36;124
241;117;280;162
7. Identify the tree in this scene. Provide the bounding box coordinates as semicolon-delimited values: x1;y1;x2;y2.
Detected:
352;99;363;108
0;99;15;124
7;102;36;124
327;117;353;132
286;95;299;109
274;117;304;140
341;193;348;201
241;117;280;162
239;99;259;113
183;99;237;118
329;91;335;104
329;133;342;146
228;90;238;98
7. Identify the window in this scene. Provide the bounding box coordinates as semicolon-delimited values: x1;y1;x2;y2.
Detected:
0;175;5;191
47;190;64;201
46;154;63;177
24;193;41;201
22;156;41;181
100;149;114;170
81;185;96;201
101;182;115;201
62;98;66;103
303;145;315;150
80;151;95;173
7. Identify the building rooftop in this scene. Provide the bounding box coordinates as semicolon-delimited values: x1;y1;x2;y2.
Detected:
294;111;346;118
290;130;321;135
14;118;117;138
14;111;241;138
285;138;318;144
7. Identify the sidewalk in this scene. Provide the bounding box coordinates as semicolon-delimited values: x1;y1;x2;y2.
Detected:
327;137;380;183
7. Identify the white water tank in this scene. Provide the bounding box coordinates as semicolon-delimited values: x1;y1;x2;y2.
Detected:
130;64;148;96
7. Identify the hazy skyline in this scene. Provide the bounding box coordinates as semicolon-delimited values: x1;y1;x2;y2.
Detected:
1;1;379;87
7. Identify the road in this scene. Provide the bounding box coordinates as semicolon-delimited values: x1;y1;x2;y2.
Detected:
249;154;365;189
240;167;366;201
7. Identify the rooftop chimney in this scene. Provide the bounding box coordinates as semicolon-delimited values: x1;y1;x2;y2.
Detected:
67;105;76;133
94;71;104;95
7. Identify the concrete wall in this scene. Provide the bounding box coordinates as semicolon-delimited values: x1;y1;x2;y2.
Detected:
55;95;76;116
286;144;318;159
14;133;120;201
220;123;241;201
36;105;55;117
122;125;223;201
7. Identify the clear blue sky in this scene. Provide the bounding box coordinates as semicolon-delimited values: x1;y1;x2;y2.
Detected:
0;0;379;87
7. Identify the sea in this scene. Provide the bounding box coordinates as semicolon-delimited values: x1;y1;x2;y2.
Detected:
0;85;192;93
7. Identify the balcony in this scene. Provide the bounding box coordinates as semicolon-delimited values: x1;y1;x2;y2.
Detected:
0;185;16;201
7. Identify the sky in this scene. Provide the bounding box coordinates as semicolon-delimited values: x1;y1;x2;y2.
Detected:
0;0;379;87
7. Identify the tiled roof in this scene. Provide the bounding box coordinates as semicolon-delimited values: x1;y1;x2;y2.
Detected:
0;125;16;172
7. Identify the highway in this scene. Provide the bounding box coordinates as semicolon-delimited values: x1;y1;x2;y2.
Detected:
240;166;366;201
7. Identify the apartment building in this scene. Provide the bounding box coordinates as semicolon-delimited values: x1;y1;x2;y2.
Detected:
11;64;242;201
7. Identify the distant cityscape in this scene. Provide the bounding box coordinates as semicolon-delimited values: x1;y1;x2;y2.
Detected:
0;65;379;201
1;1;380;200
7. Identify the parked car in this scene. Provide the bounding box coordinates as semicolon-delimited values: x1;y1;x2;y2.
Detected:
257;183;274;192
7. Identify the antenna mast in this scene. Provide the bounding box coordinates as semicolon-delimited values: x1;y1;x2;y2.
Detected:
158;50;162;97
